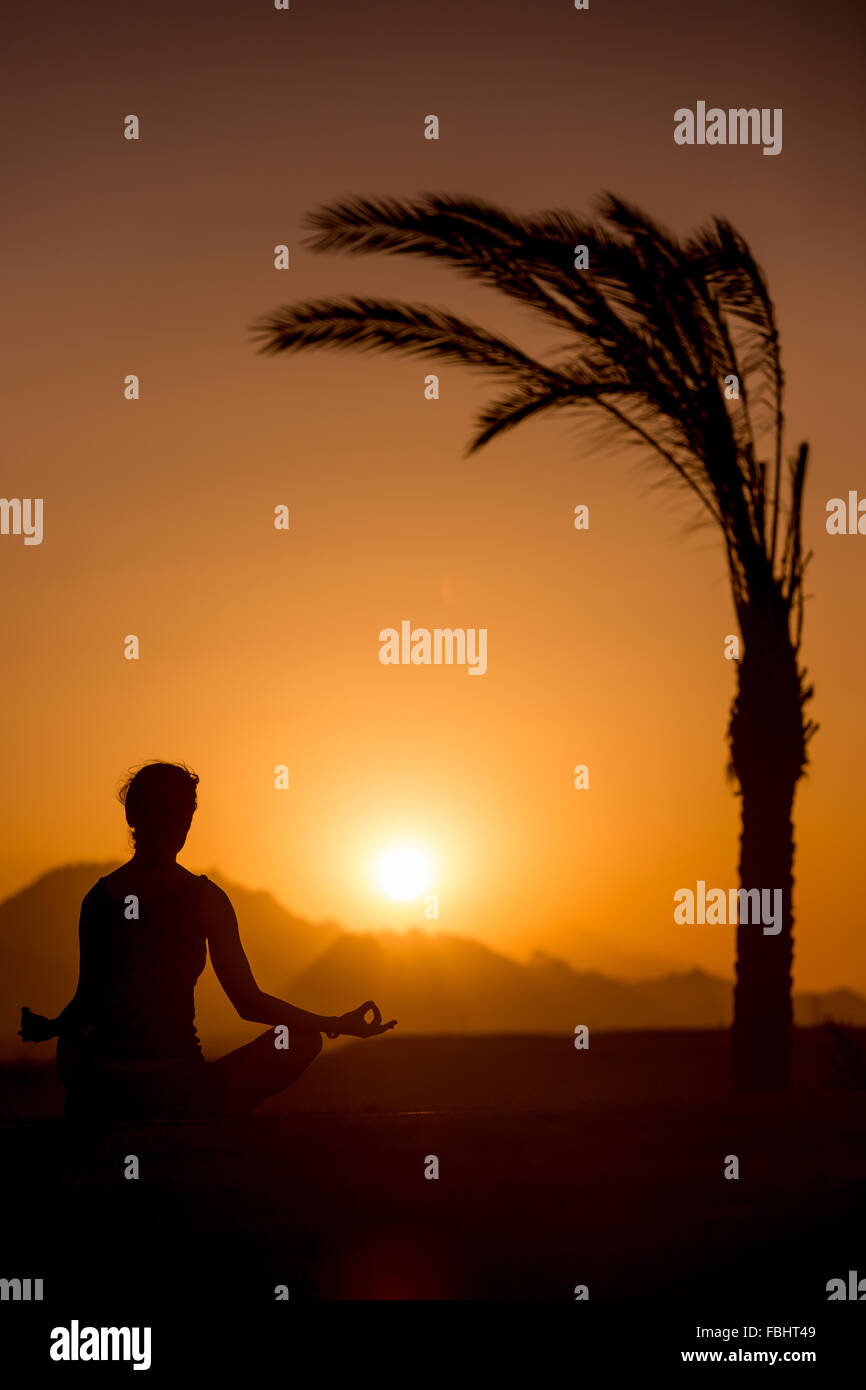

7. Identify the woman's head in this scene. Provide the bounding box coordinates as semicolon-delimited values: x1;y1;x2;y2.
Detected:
119;762;199;856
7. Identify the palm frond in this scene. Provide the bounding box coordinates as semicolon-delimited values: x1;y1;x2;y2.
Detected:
304;194;593;332
467;379;579;453
251;296;548;377
254;191;809;643
685;219;785;554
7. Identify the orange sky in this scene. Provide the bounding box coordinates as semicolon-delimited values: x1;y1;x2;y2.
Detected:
1;0;864;991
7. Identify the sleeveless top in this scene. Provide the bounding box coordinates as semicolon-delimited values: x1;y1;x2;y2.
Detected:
78;873;210;1063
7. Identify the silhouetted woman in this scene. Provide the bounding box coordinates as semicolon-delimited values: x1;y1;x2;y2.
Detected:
19;762;396;1120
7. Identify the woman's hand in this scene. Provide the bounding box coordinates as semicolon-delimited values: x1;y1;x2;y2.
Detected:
332;1001;397;1039
19;1007;58;1043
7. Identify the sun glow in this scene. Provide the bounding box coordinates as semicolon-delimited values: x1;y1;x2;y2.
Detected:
377;846;432;901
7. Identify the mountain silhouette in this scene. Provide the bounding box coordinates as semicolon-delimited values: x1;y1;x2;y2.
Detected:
292;931;866;1034
0;864;863;1058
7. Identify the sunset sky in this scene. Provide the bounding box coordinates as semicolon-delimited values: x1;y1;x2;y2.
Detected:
1;0;864;993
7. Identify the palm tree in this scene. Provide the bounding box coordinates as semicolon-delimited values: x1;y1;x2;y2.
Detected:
251;192;816;1091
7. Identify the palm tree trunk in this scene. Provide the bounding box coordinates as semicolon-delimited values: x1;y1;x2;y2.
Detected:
732;780;796;1090
729;606;806;1091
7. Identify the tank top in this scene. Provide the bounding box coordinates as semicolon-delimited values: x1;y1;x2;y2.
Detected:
79;873;210;1062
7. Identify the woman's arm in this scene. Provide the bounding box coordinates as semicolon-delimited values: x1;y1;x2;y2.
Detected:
205;884;340;1031
205;884;396;1037
20;895;95;1043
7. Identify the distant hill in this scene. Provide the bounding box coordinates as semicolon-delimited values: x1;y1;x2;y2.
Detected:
0;865;863;1058
292;931;866;1034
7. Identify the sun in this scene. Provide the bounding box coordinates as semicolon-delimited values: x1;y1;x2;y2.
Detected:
377;846;432;901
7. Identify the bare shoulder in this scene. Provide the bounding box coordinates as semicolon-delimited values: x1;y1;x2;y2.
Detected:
198;876;237;927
